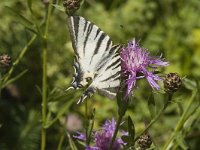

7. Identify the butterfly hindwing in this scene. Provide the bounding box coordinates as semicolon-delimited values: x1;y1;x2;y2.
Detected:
78;45;122;103
91;45;122;99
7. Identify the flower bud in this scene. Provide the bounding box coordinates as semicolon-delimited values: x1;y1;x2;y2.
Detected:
163;73;182;93
0;54;12;69
66;114;82;132
63;0;80;15
42;0;49;5
137;133;152;149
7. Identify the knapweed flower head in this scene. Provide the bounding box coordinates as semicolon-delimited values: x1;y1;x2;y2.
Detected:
74;118;126;150
120;39;169;96
163;73;182;93
137;133;152;149
0;54;12;70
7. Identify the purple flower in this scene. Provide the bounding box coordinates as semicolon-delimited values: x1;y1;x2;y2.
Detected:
73;131;86;141
120;39;169;96
74;118;126;150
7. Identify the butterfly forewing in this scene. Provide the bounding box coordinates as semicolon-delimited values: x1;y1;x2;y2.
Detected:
67;15;121;102
68;16;113;74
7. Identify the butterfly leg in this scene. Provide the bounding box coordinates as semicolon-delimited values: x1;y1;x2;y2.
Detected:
77;87;96;104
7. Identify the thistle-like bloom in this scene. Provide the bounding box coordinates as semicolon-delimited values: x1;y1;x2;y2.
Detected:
74;118;125;150
120;39;169;96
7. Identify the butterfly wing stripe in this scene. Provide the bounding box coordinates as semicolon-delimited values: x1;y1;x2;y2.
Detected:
96;44;121;72
100;71;121;82
98;89;116;99
68;16;80;57
83;20;88;33
83;23;93;55
89;33;107;65
93;33;106;55
96;55;111;71
85;33;111;72
102;87;118;93
94;28;101;40
105;58;120;71
73;16;80;43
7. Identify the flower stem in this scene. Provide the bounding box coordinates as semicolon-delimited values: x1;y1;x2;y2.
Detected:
41;1;53;150
0;73;2;97
57;134;65;150
2;34;37;85
85;99;89;145
67;132;78;150
135;93;173;142
162;91;197;150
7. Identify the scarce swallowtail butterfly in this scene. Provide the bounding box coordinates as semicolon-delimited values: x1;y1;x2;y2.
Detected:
67;15;122;103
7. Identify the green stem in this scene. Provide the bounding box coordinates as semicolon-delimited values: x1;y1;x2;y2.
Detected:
109;93;128;150
85;99;89;145
67;132;78;150
57;134;65;150
135;93;172;142
88;112;95;144
3;34;37;84
162;91;197;150
41;1;53;150
0;73;1;97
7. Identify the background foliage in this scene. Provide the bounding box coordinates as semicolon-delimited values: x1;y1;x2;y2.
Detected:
0;0;200;149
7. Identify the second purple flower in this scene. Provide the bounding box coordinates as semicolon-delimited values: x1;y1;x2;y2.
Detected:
74;118;126;150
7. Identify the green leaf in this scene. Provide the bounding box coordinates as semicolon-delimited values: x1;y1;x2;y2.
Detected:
177;102;184;116
52;4;65;12
153;92;165;114
182;78;196;90
117;90;128;116
195;79;200;102
148;93;156;118
128;116;135;145
175;132;188;150
116;90;123;107
45;97;75;128
2;69;28;88
48;88;81;102
27;0;33;12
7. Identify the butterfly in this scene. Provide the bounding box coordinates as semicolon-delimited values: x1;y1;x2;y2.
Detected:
67;15;122;103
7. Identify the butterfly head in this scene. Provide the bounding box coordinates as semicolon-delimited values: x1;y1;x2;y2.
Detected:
80;72;94;87
70;71;95;90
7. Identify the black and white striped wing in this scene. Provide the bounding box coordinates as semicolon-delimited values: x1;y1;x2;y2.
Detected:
78;45;122;103
68;16;114;79
92;45;122;98
67;15;121;102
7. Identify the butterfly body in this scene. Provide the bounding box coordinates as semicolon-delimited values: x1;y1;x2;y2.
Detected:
67;15;121;103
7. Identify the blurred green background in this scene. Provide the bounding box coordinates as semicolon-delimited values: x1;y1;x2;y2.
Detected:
0;0;200;149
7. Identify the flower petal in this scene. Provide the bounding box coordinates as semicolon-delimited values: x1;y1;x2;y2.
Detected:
120;39;168;94
73;131;86;141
